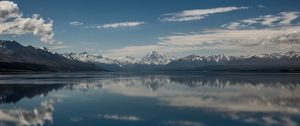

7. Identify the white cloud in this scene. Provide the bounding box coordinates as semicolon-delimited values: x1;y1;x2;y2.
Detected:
0;1;56;44
97;114;142;121
96;21;145;29
222;11;300;29
280;12;299;25
69;21;83;26
0;1;19;22
161;6;248;22
104;26;300;57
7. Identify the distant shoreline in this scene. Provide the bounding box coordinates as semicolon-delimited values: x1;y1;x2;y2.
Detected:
1;66;300;74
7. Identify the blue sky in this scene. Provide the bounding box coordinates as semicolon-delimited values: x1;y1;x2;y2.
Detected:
1;0;300;57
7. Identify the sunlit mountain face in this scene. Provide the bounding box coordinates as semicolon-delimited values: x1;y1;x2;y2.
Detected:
0;73;299;126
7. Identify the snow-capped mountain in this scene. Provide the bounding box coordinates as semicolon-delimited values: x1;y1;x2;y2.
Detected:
63;50;300;72
206;55;229;62
0;40;104;72
283;50;300;58
167;50;300;70
173;54;230;64
139;51;172;65
63;51;172;66
115;56;139;66
63;52;117;64
177;51;300;62
251;53;283;59
3;40;299;72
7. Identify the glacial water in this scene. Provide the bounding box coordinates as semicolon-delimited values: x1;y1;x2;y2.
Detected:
0;72;300;126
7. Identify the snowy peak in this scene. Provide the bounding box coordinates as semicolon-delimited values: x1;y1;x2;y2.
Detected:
124;56;136;60
63;50;300;68
116;56;138;65
284;50;300;58
177;50;300;63
144;51;163;59
79;52;89;55
207;54;229;62
252;53;282;59
180;55;205;61
140;51;171;65
40;47;49;52
63;51;172;66
63;52;141;66
179;54;228;62
63;52;116;64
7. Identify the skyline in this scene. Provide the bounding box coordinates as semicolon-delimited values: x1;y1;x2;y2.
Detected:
1;0;300;58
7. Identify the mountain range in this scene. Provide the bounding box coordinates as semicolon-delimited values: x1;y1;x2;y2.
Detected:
63;51;173;66
0;40;105;72
1;40;300;72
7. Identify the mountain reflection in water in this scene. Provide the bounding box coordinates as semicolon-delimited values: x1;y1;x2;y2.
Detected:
0;73;299;126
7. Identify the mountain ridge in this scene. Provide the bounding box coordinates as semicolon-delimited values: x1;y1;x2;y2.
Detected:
0;40;106;72
1;40;300;72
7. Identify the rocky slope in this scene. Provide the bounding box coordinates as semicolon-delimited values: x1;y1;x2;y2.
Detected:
0;40;105;72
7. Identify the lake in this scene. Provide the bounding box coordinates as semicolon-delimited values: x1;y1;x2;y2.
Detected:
0;72;300;126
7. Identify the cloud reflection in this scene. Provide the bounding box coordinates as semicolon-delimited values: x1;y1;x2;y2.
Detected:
225;113;298;126
95;75;300;126
97;114;142;121
164;120;206;126
97;76;300;114
0;100;54;126
1;73;299;126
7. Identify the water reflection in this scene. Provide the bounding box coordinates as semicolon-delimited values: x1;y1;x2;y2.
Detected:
0;73;299;126
0;85;64;104
0;100;54;126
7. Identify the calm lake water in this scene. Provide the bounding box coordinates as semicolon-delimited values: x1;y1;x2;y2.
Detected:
0;72;300;126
